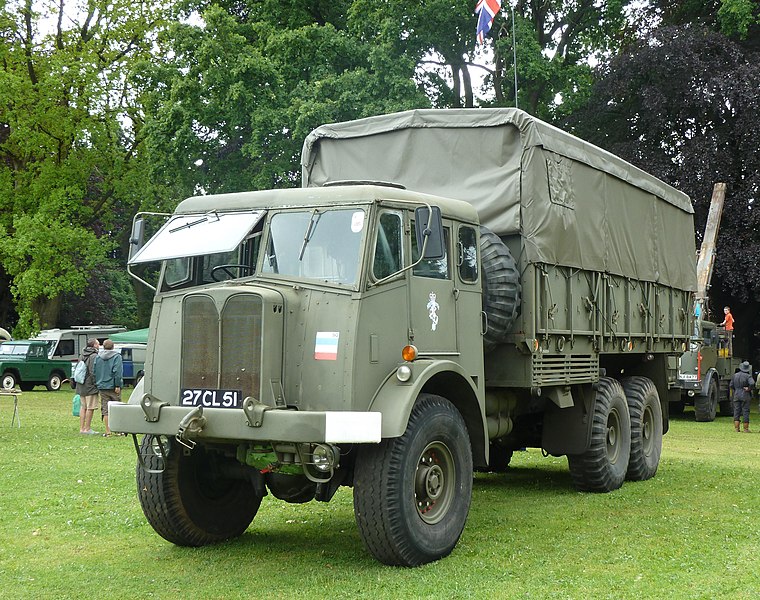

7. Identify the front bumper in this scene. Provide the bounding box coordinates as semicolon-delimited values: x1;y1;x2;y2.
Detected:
109;402;382;444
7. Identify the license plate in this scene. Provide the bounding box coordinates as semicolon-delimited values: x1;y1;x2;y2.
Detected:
679;374;698;381
181;388;243;409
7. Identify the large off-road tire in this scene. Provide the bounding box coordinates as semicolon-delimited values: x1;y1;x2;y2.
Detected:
621;376;663;481
46;371;64;391
353;394;473;566
1;372;17;390
567;377;631;493
480;226;521;348
694;377;718;422
137;435;261;546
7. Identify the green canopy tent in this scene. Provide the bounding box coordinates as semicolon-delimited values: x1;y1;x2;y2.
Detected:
110;328;149;344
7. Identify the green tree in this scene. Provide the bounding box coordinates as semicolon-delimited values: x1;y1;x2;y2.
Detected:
0;0;170;336
142;0;429;196
566;25;760;309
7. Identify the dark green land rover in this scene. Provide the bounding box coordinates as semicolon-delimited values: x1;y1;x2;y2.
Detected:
0;340;70;391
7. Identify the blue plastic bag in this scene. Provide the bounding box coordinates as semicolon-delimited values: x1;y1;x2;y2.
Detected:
72;394;81;417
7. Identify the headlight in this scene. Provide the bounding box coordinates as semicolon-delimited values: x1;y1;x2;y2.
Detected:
312;444;338;472
397;365;412;382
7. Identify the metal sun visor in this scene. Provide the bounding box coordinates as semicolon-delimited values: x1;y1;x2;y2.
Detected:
128;211;266;265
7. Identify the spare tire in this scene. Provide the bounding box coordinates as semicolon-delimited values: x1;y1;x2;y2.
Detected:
480;226;521;348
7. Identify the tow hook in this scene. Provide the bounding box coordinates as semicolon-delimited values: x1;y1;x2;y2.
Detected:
176;406;207;449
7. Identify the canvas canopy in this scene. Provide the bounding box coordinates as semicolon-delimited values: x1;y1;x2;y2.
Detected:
302;108;697;292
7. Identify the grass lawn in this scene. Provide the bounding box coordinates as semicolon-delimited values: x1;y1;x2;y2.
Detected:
1;389;759;599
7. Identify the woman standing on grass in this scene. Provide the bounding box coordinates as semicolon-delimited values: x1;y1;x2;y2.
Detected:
77;339;100;435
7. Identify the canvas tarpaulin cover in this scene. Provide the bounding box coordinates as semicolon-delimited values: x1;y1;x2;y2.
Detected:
301;108;697;292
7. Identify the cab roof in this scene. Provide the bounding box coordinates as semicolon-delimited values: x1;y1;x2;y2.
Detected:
175;184;479;224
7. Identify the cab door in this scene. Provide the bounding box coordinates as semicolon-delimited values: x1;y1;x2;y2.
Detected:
408;224;457;353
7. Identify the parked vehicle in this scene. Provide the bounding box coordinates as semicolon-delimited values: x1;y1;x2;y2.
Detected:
0;340;71;391
33;325;126;361
114;343;147;386
112;109;697;566
673;183;746;421
677;321;743;420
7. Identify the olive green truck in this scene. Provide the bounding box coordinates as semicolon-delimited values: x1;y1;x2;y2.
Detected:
112;109;697;566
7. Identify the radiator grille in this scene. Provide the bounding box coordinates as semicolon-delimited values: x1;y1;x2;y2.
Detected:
220;295;262;394
532;354;599;386
182;295;219;389
181;293;263;397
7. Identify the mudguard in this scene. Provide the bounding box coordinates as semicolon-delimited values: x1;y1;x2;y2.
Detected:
368;359;487;464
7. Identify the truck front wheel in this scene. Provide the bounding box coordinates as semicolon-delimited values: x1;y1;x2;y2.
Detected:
694;378;718;422
567;377;631;492
137;436;261;546
353;394;473;566
622;376;662;481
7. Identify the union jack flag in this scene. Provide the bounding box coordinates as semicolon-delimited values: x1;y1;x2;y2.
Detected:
476;0;502;44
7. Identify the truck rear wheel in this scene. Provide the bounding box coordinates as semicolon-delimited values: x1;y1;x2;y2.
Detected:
621;376;662;481
567;377;631;492
480;227;521;348
353;394;472;566
694;378;718;422
137;436;261;546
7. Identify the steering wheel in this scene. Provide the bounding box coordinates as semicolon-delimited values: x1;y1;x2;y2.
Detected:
210;264;253;282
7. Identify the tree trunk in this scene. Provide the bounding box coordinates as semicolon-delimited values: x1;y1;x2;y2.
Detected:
32;295;63;329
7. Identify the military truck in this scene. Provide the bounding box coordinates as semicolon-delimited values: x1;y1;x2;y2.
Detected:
0;339;71;391
112;109;697;566
676;321;741;420
672;183;745;421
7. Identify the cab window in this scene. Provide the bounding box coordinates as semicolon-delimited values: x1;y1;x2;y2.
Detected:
457;226;478;283
412;226;450;280
372;212;403;280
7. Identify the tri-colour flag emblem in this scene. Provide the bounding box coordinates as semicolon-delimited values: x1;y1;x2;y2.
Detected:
315;331;340;360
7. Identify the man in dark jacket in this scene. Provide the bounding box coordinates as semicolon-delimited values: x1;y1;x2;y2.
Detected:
77;339;100;434
95;339;123;437
730;361;755;433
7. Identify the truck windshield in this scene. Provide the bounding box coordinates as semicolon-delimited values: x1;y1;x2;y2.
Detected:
160;230;262;291
262;208;365;286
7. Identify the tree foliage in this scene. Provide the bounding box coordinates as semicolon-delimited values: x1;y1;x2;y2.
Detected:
141;0;430;196
566;25;760;308
0;0;171;336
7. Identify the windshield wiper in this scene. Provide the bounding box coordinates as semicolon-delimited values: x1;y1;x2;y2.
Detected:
298;209;321;261
169;211;220;233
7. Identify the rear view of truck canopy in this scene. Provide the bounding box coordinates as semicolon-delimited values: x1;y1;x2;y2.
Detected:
302;108;696;293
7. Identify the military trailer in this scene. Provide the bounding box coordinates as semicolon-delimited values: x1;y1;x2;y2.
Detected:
112;109;697;566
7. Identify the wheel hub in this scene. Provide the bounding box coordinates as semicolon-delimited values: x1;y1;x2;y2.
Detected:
414;442;455;524
606;408;621;462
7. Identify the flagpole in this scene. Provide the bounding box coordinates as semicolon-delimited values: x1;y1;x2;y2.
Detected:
511;4;518;108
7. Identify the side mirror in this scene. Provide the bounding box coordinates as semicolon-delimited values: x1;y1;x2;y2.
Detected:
414;206;445;260
129;217;145;261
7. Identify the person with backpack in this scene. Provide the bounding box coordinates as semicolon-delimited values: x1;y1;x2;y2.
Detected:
76;339;100;434
95;339;123;437
730;361;755;433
